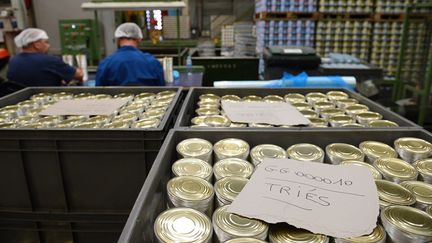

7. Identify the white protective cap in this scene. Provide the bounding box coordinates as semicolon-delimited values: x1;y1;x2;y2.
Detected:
114;22;143;39
14;28;49;48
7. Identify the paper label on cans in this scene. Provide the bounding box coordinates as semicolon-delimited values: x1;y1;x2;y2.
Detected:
228;158;379;238
221;101;310;126
39;99;128;116
283;48;303;54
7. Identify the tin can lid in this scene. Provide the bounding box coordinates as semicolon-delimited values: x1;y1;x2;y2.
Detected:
341;160;382;180
291;102;312;111
308;117;328;127
381;206;432;237
427;206;432;216
0;122;15;128
328;115;355;124
374;158;418;181
336;98;359;108
177;138;213;157
367;120;399;128
204;115;231;127
300;110;319;119
269;223;329;243
375;180;416;206
102;121;130;129
314;101;334;109
394;137;432;155
167;176;214;201
195;107;220;116
93;94;112;99
326;143;364;161
214;176;249;203
143;108;165;118
230;122;248;128
221;95;241;102
113;93;134;99
191;116;208;125
154;207;212;243
135;92;156;101
263;95;284;103
320;108;345;117
132;117;160;128
214;138;250;158
198;101;220;109
157;90;176;99
339;224;386;243
326;91;349;101
31;92;53;99
287;143;324;162
248;123;273;128
225;238;267;243
250;144;287;165
242;95;262;102
355;112;383;121
213;205;268;238
400;181;432;205
199;93;221;103
345;104;369;115
360;141;398;161
172;158;213;180
341;123;365;128
413;159;432;177
213;158;254;179
306;92;327;101
73;122;100;128
284;93;305;103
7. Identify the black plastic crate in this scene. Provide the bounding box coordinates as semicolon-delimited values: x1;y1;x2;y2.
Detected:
118;128;432;243
0;211;126;243
175;87;419;128
0;87;181;216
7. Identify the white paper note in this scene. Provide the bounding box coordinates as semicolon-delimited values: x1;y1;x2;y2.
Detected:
228;158;379;238
221;101;310;126
39;99;128;116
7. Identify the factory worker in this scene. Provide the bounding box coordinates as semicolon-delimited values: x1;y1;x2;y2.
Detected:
96;22;165;86
7;28;83;86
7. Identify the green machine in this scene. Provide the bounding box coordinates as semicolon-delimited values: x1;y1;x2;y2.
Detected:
59;19;101;66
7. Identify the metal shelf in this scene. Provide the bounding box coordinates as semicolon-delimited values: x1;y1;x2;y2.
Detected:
81;1;185;10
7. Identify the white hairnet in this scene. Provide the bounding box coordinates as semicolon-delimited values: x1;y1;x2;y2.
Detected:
114;22;143;39
14;28;49;48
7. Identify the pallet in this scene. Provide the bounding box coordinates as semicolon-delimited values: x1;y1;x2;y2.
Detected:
373;13;405;22
320;12;373;21
255;12;320;20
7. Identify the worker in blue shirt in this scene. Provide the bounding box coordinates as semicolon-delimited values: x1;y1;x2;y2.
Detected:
7;28;83;86
96;22;165;86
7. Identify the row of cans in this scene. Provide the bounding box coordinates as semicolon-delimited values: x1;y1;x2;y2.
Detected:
318;0;373;13
0;91;176;129
189;91;399;128
255;0;318;13
153;136;432;242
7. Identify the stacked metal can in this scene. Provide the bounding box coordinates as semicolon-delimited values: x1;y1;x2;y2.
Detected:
156;136;432;242
191;91;398;128
316;21;372;60
255;0;317;13
318;0;373;13
0;91;176;129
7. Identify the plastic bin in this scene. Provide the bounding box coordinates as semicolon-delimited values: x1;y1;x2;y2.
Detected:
118;128;432;243
0;87;181;215
175;87;419;128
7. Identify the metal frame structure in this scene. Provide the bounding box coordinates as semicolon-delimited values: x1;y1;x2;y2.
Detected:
393;2;432;126
81;1;185;63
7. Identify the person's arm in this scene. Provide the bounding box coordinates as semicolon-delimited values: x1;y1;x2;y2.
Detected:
74;67;84;82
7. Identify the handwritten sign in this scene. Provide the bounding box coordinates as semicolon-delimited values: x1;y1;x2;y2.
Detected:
221;101;310;126
39;99;128;116
228;158;379;238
